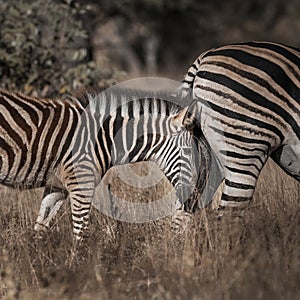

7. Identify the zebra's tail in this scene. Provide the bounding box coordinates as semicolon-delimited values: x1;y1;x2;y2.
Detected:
177;49;212;99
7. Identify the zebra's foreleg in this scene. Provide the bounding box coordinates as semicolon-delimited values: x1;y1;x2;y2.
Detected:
68;178;96;241
34;187;67;231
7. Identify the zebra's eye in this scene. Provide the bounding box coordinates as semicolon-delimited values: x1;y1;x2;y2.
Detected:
181;147;192;155
171;127;185;136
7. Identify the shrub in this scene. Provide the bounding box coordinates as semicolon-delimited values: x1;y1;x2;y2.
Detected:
0;0;122;96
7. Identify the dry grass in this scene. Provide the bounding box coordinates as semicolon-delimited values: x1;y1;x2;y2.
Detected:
0;160;299;300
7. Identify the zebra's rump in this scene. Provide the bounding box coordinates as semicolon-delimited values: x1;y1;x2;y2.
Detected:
181;41;300;206
186;41;300;148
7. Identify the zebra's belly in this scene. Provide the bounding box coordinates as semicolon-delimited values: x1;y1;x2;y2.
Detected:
0;174;46;189
0;167;60;190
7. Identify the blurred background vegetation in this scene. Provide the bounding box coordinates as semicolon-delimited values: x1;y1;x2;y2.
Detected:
0;2;299;299
1;0;300;96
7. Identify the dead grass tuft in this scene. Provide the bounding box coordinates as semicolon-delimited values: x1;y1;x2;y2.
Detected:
0;160;299;299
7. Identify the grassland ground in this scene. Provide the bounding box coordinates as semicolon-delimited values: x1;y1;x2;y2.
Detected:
0;160;299;299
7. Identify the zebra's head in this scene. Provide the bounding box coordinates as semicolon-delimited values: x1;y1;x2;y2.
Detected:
149;103;203;206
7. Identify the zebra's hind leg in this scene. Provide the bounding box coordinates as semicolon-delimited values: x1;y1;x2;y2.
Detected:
217;179;254;222
34;186;67;232
217;155;268;220
219;152;270;209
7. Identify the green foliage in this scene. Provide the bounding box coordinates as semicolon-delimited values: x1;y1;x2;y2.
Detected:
0;0;122;96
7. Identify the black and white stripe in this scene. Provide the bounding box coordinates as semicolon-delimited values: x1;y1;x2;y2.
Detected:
0;88;202;239
181;41;300;208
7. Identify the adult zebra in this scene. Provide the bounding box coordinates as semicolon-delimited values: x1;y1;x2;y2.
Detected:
0;86;209;240
180;41;300;210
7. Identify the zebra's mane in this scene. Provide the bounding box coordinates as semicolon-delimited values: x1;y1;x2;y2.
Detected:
68;86;185;116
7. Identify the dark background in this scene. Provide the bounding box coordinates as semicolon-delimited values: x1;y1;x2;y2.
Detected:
1;0;300;95
86;0;300;77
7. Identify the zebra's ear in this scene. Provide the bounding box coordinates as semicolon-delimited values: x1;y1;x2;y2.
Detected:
182;100;201;129
171;106;189;128
172;101;201;130
171;101;201;129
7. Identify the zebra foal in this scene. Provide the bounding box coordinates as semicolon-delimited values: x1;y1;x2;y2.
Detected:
0;87;207;240
181;41;300;210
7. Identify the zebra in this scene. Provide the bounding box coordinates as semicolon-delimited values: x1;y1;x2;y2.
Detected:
180;41;300;211
0;87;209;240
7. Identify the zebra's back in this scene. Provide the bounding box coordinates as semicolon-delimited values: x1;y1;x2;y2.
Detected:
0;89;83;188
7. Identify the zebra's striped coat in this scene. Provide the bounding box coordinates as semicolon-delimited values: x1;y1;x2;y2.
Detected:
0;88;205;239
181;41;300;208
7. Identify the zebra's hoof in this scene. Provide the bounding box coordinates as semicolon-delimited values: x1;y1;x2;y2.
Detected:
33;229;48;241
171;210;193;233
34;222;49;232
